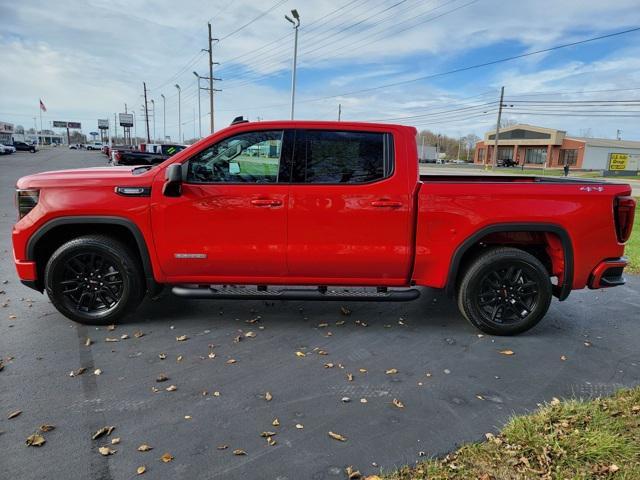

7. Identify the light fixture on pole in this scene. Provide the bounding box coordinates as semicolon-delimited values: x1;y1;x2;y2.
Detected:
285;9;300;120
193;72;202;138
175;84;182;143
160;94;166;142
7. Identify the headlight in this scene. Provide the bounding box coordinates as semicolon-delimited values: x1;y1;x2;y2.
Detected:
16;189;39;219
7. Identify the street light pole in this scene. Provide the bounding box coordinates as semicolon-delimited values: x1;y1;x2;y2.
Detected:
160;94;166;142
151;99;156;142
193;72;202;138
285;9;300;120
175;84;181;143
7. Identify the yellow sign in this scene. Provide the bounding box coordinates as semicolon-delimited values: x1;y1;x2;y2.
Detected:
609;153;628;171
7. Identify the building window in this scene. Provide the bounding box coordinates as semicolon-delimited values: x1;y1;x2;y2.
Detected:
477;148;485;162
525;147;547;165
497;147;514;164
559;149;578;166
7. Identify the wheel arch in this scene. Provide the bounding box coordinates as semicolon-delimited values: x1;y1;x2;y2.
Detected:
445;223;574;301
26;216;157;293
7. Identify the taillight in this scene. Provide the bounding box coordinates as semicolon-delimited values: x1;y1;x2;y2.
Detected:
16;189;39;219
614;196;636;243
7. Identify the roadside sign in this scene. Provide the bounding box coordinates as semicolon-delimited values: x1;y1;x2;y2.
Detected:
119;113;134;127
53;121;67;128
68;122;82;129
608;153;639;171
98;119;109;129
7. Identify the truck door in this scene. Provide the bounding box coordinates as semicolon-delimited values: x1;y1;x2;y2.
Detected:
287;128;412;284
152;129;293;280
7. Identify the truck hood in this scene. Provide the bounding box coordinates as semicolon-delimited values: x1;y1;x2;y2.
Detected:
16;166;154;189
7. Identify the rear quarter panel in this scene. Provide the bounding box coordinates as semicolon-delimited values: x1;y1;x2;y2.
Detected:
412;180;632;290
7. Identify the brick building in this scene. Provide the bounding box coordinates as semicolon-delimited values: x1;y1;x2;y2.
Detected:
473;124;640;171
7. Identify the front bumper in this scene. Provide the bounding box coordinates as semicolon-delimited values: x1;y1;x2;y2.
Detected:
588;257;628;289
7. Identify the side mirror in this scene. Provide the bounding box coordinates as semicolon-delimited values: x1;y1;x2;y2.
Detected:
163;163;183;197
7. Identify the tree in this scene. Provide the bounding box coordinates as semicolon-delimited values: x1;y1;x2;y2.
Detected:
500;118;517;128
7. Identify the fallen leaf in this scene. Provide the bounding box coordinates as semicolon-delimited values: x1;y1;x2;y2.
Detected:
345;466;361;479
550;397;561;406
8;314;17;320
358;368;367;373
499;350;514;356
260;431;276;437
69;367;86;377
94;369;102;376
265;392;272;402
8;410;21;419
317;350;328;356
340;306;352;316
111;437;120;445
208;352;216;359
160;452;173;463
137;465;146;475
364;476;382;480
107;324;116;331
317;323;329;328
266;436;276;446
233;449;246;456
233;335;242;343
165;385;177;392
176;355;183;362
158;353;166;360
120;334;129;340
609;464;620;473
346;373;354;382
560;355;568;361
226;359;236;365
25;433;45;447
295;423;304;429
272;418;280;427
212;391;220;397
92;426;115;440
138;444;153;452
324;363;335;368
156;374;168;382
385;368;398;375
85;338;93;346
217;445;228;450
392;398;405;409
328;431;347;442
134;331;145;338
336;320;346;326
244;331;256;338
360;398;368;404
184;415;192;420
98;446;116;456
176;335;188;342
295;351;306;358
105;337;119;343
39;424;55;432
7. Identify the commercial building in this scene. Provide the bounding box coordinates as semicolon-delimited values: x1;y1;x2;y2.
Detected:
474;124;640;173
0;121;14;144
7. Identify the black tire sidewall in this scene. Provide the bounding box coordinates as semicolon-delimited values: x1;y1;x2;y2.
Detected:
45;236;143;324
459;249;552;336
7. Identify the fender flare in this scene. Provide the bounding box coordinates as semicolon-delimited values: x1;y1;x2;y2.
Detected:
445;223;574;301
26;216;156;290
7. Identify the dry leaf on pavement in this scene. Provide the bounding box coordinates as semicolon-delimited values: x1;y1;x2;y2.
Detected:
134;331;145;338
346;373;354;381
92;426;115;440
295;423;304;429
39;424;55;432
260;431;276;437
85;338;93;346
499;350;514;356
345;466;361;479
111;437;120;445
137;465;146;475
217;445;228;450
233;449;247;456
8;410;21;419
156;374;168;382
105;337;119;343
324;363;335;368
25;434;46;447
69;367;86;377
176;335;188;342
295;351;306;358
385;368;398;375
98;446;116;456
264;391;272;401
138;444;153;452
272;418;280;426
340;306;352;316
160;453;173;462
328;431;347;442
165;385;177;392
107;324;116;331
392;398;405;409
158;353;166;360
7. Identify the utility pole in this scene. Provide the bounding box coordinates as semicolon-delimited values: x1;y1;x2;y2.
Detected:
193;72;202;138
338;103;342;121
490;86;505;169
160;94;166;142
207;23;218;134
616;129;622;140
143;82;151;143
175;84;181;143
285;10;300;120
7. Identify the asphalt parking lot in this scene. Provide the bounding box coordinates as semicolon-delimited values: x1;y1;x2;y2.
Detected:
1;148;639;480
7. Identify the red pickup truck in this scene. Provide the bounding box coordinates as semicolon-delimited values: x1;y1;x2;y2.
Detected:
12;120;636;335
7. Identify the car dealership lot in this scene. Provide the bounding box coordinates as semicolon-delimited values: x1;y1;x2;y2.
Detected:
1;149;639;480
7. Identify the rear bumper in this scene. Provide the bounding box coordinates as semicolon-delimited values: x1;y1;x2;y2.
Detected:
588;258;628;289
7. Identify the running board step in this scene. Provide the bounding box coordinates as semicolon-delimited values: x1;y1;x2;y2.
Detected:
171;285;420;302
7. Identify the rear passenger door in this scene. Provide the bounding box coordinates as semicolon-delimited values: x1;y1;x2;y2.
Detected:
287;129;412;284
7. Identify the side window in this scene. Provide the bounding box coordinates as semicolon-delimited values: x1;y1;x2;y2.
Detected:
186;130;284;183
296;130;393;184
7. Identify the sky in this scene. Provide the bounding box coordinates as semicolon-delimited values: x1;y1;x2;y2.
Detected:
1;0;640;143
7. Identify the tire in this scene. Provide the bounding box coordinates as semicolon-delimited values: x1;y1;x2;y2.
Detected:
44;235;144;325
30;148;36;153
457;247;552;336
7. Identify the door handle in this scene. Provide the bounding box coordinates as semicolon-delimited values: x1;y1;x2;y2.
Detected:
371;200;402;208
251;198;282;207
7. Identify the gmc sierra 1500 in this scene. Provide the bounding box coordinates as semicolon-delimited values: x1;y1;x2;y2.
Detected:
12;120;636;335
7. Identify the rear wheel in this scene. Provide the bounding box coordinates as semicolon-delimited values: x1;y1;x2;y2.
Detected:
44;235;144;324
457;247;552;335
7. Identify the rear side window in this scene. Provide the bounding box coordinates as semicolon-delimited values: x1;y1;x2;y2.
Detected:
294;130;393;184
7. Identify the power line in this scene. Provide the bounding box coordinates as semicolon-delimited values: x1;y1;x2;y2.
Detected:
218;0;288;42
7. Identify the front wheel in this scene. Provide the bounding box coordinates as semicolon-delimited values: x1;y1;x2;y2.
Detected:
457;247;552;336
44;235;144;324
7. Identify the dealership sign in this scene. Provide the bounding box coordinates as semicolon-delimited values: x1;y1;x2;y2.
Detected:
608;153;639;171
98;119;109;130
53;121;82;129
119;113;134;127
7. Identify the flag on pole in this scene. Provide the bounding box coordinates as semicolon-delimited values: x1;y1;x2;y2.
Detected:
39;99;47;112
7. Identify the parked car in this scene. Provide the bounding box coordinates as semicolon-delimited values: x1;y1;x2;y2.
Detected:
85;142;104;151
1;144;16;154
11;120;636;335
13;141;38;153
112;144;186;166
0;144;6;155
69;144;82;150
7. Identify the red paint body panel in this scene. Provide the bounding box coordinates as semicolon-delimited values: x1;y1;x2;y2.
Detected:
11;120;635;297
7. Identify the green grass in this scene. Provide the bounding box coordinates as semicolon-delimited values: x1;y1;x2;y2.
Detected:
383;387;640;480
626;201;640;274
